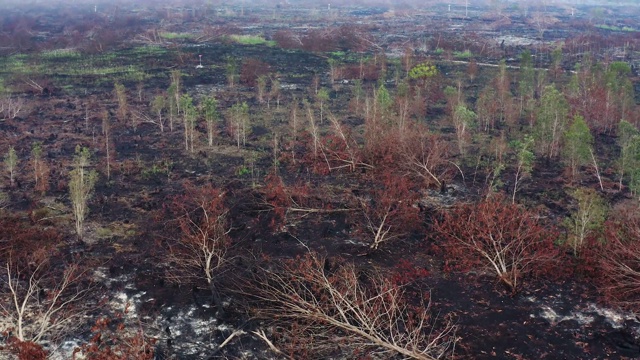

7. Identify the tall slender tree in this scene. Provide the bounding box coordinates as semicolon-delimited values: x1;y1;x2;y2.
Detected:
69;146;98;240
202;96;219;147
4;146;17;187
563;115;593;181
535;85;569;159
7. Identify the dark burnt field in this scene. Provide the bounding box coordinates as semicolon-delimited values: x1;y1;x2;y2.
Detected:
1;0;640;359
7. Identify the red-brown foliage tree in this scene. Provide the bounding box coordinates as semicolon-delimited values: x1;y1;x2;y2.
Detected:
240;58;271;87
165;182;231;315
272;26;370;53
260;172;334;232
356;174;421;251
6;339;47;360
0;216;62;266
434;194;559;293
400;129;453;189
600;207;640;310
73;316;155;360
272;30;302;50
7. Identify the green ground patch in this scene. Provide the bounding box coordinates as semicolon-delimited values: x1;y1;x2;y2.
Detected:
230;34;276;46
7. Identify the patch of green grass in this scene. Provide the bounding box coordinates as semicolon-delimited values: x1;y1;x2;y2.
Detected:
95;227;114;238
454;50;473;59
141;160;173;180
40;48;82;60
126;45;167;56
434;48;444;55
596;24;637;32
0;47;162;89
230;34;276;46
160;32;194;40
0;54;34;75
96;221;138;240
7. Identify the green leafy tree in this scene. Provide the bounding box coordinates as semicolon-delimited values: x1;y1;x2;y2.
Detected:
494;60;515;128
563;187;607;256
408;62;438;81
316;88;330;124
226;57;238;88
167;84;178;132
485;133;508;193
563;115;593;181
230;102;249;148
374;83;392;125
518;50;536;121
4;146;17;187
510;135;535;203
170;70;182;114
617;120;640;195
202;96;219;147
452;105;476;156
350;79;364;111
180;94;197;153
256;75;268;103
605;62;635;131
535;85;569;159
151;94;166;133
69;146;98;240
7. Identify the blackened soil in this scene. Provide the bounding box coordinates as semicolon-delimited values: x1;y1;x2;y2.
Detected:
430;274;640;359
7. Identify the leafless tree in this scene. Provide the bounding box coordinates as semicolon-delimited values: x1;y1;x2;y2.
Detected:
0;254;92;344
401;130;452;189
0;96;24;119
247;253;457;359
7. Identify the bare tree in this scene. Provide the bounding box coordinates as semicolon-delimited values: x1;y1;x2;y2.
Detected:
31;142;49;195
304;99;319;158
401;130;452;188
322;113;372;173
247;253;457;359
0;254;92;345
0;96;24;119
101;111;112;180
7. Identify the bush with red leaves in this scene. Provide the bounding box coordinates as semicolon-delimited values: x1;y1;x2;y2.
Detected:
355;174;421;251
434;194;560;293
4;339;47;360
73;316;155;360
599;208;640;310
0;216;62;267
261;173;330;232
240;58;270;87
391;259;430;287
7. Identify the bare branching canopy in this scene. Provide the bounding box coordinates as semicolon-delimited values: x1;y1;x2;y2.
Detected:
246;253;457;359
